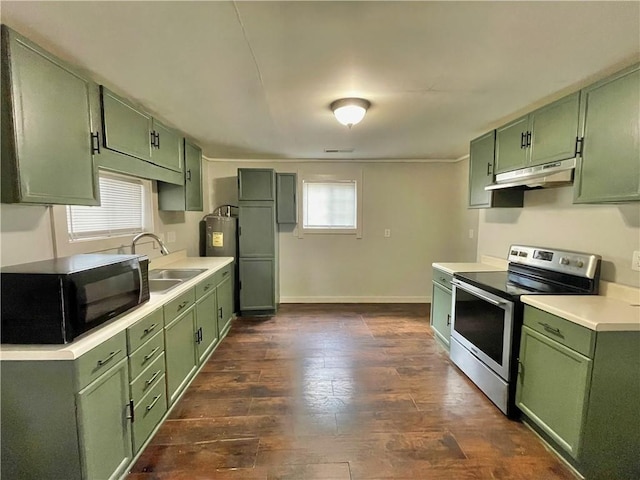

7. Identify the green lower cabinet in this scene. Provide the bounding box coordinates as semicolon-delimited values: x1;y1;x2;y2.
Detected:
516;325;592;458
164;307;198;406
196;289;219;363
217;275;234;337
430;281;452;348
239;258;276;314
76;358;133;480
131;374;167;453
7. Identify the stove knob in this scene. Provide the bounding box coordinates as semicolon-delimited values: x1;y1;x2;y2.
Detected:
576;260;584;268
560;257;570;266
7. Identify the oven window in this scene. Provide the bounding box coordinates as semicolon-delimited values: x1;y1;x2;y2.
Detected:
454;289;505;364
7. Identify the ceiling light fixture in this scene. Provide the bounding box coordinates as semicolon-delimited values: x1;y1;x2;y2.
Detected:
330;98;371;128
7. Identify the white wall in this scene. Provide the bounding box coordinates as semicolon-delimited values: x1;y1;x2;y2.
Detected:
0;167;211;267
207;159;478;302
477;186;640;287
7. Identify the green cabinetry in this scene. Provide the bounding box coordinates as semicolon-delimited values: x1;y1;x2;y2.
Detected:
238;168;278;315
100;86;183;173
164;306;198;406
276;173;297;224
517;306;640;479
574;63;640;203
1;25;99;205
495;92;580;174
216;274;234;337
158;139;203;211
195;280;219;364
468;131;523;209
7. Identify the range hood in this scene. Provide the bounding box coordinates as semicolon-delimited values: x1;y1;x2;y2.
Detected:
485;158;576;191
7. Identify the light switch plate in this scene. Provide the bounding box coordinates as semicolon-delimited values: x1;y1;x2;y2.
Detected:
632;251;640;272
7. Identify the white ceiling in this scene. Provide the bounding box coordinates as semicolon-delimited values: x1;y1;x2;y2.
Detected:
2;1;639;161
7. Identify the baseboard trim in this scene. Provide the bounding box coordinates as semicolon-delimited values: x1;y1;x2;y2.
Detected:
279;296;431;304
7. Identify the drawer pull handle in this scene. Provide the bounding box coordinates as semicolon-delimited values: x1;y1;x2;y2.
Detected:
440;277;447;283
143;347;160;362
203;284;212;291
219;307;223;319
145;370;162;387
446;314;451;326
177;300;189;311
97;350;121;367
146;394;162;412
538;322;563;337
143;323;157;336
125;399;134;422
222;271;229;277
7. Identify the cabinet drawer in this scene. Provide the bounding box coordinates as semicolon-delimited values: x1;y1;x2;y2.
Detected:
130;352;165;404
524;306;595;357
76;331;127;389
164;288;196;325
196;272;217;299
132;374;167;453
128;331;164;380
127;308;163;353
432;267;452;290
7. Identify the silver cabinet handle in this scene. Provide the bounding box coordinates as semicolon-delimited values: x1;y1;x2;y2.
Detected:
538;322;563;337
143;347;160;362
146;394;162;412
145;370;162;387
97;350;121;367
143;323;157;336
177;300;189;312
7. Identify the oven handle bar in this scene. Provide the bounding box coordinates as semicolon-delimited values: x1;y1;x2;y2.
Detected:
451;280;508;307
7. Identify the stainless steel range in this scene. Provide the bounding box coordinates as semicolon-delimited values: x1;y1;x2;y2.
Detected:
450;245;601;417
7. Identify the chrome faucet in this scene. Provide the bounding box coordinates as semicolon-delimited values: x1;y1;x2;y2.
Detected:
131;232;170;255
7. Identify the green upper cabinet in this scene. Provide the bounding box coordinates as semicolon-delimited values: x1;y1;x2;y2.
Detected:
238;168;276;201
101;86;153;161
151;119;183;172
158;140;203;211
100;86;184;173
495;116;529;174
468;131;524;209
574;63;640;204
1;25;99;205
276;173;297;224
495;92;580;175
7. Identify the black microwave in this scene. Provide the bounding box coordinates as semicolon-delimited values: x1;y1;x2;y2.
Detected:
1;254;150;344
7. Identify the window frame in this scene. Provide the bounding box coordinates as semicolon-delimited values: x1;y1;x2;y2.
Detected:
297;169;363;238
51;170;154;257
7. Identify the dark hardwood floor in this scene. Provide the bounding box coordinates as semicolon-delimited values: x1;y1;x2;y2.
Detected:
128;304;575;480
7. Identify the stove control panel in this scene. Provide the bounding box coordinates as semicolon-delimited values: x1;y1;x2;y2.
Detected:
508;245;601;279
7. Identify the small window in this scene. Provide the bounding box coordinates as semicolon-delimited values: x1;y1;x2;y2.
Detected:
298;169;362;237
303;181;357;229
67;173;148;240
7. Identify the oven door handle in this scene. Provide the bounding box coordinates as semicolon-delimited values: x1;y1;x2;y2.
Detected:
451;280;508;307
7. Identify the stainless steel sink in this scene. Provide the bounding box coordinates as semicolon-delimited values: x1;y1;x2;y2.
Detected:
149;268;207;280
148;278;183;294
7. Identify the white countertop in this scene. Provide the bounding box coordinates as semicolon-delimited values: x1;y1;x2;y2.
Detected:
0;253;234;361
432;262;506;275
522;295;640;332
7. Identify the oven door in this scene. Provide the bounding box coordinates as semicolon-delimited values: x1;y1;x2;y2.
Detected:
450;279;515;381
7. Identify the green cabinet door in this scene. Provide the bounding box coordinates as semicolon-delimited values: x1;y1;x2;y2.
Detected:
76;358;132;480
276;173;297;223
185;141;203;210
516;326;592;459
574;63;640;203
101;86;153;161
239;202;276;257
151;119;183;172
239;258;276;313
158;140;203;211
528;92;580;167
164;308;198;405
216;275;234;337
468;131;494;208
1;26;99;205
430;282;452;348
196;290;218;364
238;168;276;200
495;116;529;174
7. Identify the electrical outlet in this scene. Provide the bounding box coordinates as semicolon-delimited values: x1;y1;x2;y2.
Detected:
384;229;391;238
632;251;640;272
468;229;474;239
167;231;176;243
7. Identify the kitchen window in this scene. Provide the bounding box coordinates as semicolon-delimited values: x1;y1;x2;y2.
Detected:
51;171;153;256
298;169;363;238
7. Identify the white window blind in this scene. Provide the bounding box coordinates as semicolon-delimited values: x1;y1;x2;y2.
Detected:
303;181;357;229
67;174;145;240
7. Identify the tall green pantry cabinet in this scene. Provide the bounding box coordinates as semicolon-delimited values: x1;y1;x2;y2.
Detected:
238;169;279;315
